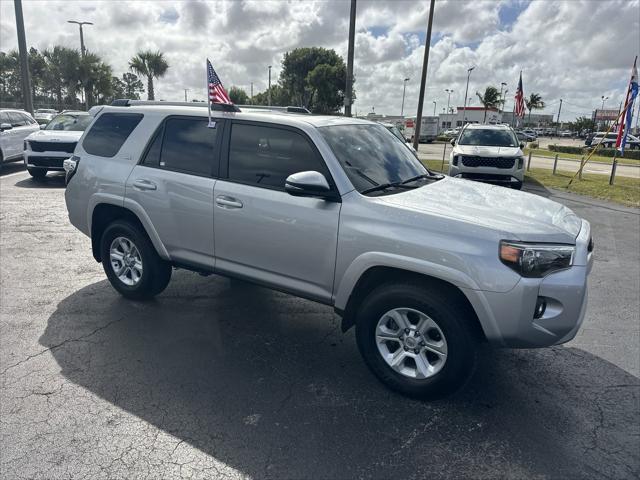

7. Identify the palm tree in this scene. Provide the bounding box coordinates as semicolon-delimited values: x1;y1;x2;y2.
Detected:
475;86;501;122
525;93;545;125
129;51;169;100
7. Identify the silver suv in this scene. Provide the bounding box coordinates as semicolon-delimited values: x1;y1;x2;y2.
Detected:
449;124;526;189
65;101;593;399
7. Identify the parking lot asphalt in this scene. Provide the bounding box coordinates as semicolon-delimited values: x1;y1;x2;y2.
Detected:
1;168;639;479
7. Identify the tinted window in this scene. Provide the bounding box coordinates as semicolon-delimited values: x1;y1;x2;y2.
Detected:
319;124;427;193
8;112;27;126
0;112;9;124
458;128;518;147
159;117;216;176
83;113;143;157
228;124;326;189
141;127;163;168
22;113;37;125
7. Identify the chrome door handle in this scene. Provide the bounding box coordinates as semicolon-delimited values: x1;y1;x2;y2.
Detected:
132;179;157;191
215;195;243;209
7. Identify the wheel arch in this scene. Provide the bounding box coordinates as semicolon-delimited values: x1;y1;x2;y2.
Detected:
90;203;169;263
337;265;487;342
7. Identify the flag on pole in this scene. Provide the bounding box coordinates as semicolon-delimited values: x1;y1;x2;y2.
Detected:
615;57;638;155
207;59;232;105
514;72;525;127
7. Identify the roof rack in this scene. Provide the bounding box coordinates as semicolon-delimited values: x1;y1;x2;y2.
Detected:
238;105;311;114
110;99;241;112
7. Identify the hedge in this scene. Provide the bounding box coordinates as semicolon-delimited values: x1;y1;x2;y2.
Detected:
548;144;640;160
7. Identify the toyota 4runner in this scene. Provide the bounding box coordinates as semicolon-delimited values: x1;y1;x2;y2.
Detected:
65;101;593;399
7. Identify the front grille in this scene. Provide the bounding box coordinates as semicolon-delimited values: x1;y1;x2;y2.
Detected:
461;156;515;169
459;173;516;183
30;141;77;153
27;156;66;168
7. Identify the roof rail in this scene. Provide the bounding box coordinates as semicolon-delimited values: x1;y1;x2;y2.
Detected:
238;105;311;114
110;99;241;112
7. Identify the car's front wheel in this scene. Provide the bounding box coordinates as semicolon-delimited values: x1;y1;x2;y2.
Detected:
355;282;477;399
28;168;47;179
100;220;172;300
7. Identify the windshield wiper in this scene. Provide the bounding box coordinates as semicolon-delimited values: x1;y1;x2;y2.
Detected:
361;181;416;195
399;173;442;185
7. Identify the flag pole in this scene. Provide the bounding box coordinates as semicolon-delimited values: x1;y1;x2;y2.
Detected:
206;58;212;126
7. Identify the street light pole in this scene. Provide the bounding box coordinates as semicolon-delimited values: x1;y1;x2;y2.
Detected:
250;82;254;104
445;88;453;115
601;95;608;110
344;0;356;117
67;20;93;57
499;82;507;112
432;100;436;116
184;89;189;102
412;0;436;152
462;66;475;126
556;98;563;136
400;77;409;116
14;0;33;115
268;65;272;106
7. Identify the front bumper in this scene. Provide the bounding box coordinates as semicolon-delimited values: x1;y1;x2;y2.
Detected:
449;161;524;187
462;220;593;348
24;153;70;171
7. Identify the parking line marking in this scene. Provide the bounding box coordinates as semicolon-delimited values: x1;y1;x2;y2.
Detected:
1;170;28;179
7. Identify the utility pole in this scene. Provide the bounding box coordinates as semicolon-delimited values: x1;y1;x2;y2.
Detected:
268;66;272;106
499;82;507;112
556;99;562;136
412;0;435;152
462;66;475;126
432;101;436;116
400;77;409;116
14;0;34;115
250;82;254;104
445;88;453;115
67;20;93;57
344;0;356;117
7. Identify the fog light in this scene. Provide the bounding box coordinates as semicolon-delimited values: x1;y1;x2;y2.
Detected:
534;297;547;319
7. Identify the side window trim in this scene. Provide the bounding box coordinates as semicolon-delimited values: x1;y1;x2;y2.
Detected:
139;115;222;179
222;119;337;193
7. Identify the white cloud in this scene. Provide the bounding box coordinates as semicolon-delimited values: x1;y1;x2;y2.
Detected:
0;0;638;120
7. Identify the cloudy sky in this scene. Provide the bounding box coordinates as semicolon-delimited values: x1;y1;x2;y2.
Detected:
1;0;639;121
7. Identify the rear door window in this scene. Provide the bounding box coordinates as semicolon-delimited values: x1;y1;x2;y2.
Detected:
83;112;143;157
157;117;217;176
7;112;27;126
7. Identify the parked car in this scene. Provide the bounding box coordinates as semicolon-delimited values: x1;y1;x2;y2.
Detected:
33;108;58;125
559;130;573;138
0;109;40;167
585;132;640;149
23;111;92;179
448;124;525;189
515;130;536;142
65;100;593;399
380;122;417;155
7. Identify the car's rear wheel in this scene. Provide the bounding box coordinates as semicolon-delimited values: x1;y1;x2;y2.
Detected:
28;168;47;179
100;220;171;300
355;282;477;400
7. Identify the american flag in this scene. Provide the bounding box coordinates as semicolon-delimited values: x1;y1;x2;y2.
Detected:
514;71;525;118
207;59;232;105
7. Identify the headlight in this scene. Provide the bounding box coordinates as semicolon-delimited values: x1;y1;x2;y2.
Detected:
24;140;29;150
517;156;524;169
452;155;459;166
499;241;575;278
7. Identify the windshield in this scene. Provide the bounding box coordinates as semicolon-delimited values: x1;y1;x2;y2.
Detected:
384;125;406;143
45;114;92;131
319;124;428;193
458;128;518;147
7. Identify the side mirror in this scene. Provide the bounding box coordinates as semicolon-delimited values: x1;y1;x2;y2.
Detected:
519;142;525;149
450;138;456;146
0;123;12;132
285;171;334;200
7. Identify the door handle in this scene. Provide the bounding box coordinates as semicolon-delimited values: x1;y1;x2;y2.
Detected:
215;195;243;209
132;179;157;191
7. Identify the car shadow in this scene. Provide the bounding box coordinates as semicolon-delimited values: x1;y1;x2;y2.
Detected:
523;176;552;198
40;272;639;479
0;162;26;177
14;172;66;189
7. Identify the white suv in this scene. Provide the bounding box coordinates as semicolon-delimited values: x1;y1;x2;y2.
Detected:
448;124;526;189
0;109;40;167
65;101;592;399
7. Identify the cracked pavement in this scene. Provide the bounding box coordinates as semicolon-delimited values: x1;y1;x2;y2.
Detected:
1;168;639;479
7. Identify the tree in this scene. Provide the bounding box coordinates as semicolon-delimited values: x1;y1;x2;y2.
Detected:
475;86;501;122
525;93;545;124
228;86;249;104
279;47;350;113
43;46;82;109
252;84;291;106
569;116;596;133
121;72;144;99
129;51;169;100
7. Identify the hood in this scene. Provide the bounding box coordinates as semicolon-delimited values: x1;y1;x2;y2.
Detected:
26;130;83;142
454;144;521;157
376;177;582;244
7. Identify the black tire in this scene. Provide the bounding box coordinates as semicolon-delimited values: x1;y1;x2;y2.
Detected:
355;282;477;400
100;220;172;300
512;181;523;190
28;168;47;179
